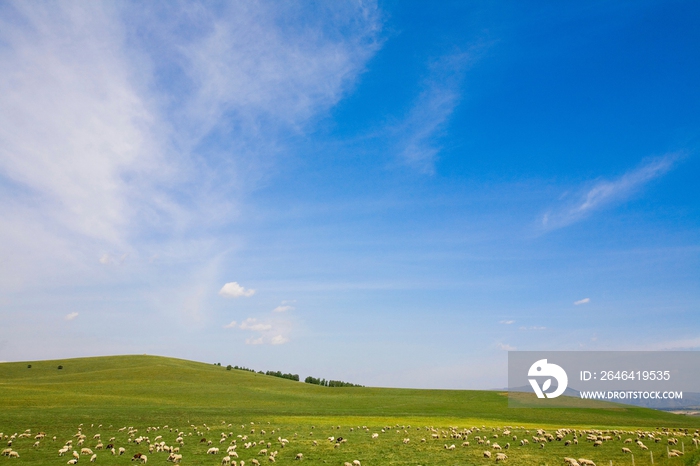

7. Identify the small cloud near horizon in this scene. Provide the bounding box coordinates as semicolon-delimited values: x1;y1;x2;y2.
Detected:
273;305;294;312
65;312;79;321
219;282;255;298
499;320;515;324
498;343;516;351
223;320;237;328
574;298;590;305
271;335;289;345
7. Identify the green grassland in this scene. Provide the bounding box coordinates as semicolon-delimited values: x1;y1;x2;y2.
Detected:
0;355;698;466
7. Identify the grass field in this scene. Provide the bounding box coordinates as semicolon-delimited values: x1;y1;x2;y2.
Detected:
1;355;699;466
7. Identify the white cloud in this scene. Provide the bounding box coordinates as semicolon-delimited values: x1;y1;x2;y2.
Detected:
245;336;263;345
271;335;289;345
65;312;79;321
223;320;237;329
519;326;546;331
541;154;680;231
0;1;382;295
574;298;590;305
228;317;291;345
238;318;272;332
394;53;469;174
499;320;515;324
218;282;255;298
273;305;294;313
498;343;516;351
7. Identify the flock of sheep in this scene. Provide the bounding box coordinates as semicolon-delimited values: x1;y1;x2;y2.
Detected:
0;421;698;465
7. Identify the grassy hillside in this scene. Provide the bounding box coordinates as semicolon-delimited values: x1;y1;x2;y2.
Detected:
2;355;699;466
1;355;697;429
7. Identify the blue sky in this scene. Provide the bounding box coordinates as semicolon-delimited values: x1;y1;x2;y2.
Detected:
0;0;698;389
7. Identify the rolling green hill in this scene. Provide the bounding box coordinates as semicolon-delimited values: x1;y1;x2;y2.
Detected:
1;355;697;430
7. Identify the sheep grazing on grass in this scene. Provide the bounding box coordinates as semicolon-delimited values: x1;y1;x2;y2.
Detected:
73;451;80;460
119;447;126;455
207;447;220;454
90;453;97;462
371;433;379;439
222;456;231;465
578;458;595;466
622;447;632;453
67;459;77;464
496;453;508;461
483;451;492;458
295;453;303;460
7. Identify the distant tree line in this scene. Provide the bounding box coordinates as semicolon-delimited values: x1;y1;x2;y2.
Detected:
222;363;360;387
265;370;300;381
228;365;257;372
304;376;363;387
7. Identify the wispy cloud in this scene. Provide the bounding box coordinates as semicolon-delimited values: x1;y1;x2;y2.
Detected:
0;1;382;295
393;52;470;174
218;282;255;298
64;312;79;321
498;343;516;351
271;335;289;345
238;318;272;331
273;305;294;313
541;154;681;231
574;298;590;305
499;320;515;325
226;317;292;345
519;326;546;331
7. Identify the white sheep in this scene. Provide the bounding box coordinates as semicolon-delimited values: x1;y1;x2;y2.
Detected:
496;453;508;461
90;453;97;462
295;453;303;460
483;451;492;458
67;459;78;464
222;456;231;465
207;447;220;454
